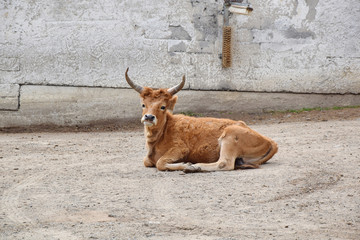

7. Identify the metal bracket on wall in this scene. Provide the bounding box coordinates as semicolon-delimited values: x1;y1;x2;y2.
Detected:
229;0;253;15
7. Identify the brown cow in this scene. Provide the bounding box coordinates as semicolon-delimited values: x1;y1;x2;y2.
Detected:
125;68;278;173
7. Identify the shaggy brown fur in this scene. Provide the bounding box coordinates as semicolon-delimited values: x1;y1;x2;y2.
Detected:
137;87;278;173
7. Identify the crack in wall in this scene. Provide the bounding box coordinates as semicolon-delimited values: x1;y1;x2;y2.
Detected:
17;84;21;111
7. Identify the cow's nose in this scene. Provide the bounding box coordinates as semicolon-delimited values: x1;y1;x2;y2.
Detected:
144;114;155;121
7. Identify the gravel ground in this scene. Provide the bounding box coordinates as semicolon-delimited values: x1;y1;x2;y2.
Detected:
0;112;359;239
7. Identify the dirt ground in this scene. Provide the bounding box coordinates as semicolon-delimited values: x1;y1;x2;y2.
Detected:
0;108;359;239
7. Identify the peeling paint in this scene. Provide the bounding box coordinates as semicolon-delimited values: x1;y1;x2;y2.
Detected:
284;26;315;39
168;40;187;52
191;0;220;42
305;0;319;21
169;25;191;40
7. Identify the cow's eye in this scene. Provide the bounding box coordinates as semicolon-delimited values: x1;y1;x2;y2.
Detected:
142;104;145;108
160;106;166;110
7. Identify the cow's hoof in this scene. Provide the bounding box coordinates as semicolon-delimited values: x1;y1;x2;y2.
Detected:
183;165;201;173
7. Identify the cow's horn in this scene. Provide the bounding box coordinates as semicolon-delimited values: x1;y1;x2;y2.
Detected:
168;75;185;95
125;68;143;94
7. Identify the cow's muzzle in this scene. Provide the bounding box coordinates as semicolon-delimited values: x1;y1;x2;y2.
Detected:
141;114;157;126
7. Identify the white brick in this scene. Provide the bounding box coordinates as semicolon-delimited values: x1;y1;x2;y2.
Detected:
0;58;20;71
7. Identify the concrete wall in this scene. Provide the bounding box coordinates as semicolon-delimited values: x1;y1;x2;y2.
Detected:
1;86;360;128
1;0;359;127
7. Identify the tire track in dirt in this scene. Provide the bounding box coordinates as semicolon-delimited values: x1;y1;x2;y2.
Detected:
258;170;342;203
1;173;81;240
0;162;93;240
1;174;43;225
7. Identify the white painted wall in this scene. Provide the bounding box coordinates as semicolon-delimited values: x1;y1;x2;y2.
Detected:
0;0;359;118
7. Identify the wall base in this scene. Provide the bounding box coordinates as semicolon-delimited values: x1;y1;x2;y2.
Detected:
1;85;359;128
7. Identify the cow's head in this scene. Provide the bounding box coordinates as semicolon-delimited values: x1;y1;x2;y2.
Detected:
125;68;185;127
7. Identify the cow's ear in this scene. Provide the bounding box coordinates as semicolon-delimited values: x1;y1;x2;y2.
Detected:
168;95;178;113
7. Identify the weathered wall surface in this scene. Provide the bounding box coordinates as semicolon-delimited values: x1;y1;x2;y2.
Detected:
1;0;359;91
0;0;359;127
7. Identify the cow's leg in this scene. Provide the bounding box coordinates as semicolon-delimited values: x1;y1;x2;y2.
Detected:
144;144;156;167
144;156;155;167
237;126;278;167
156;147;190;171
184;125;277;173
183;135;237;173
